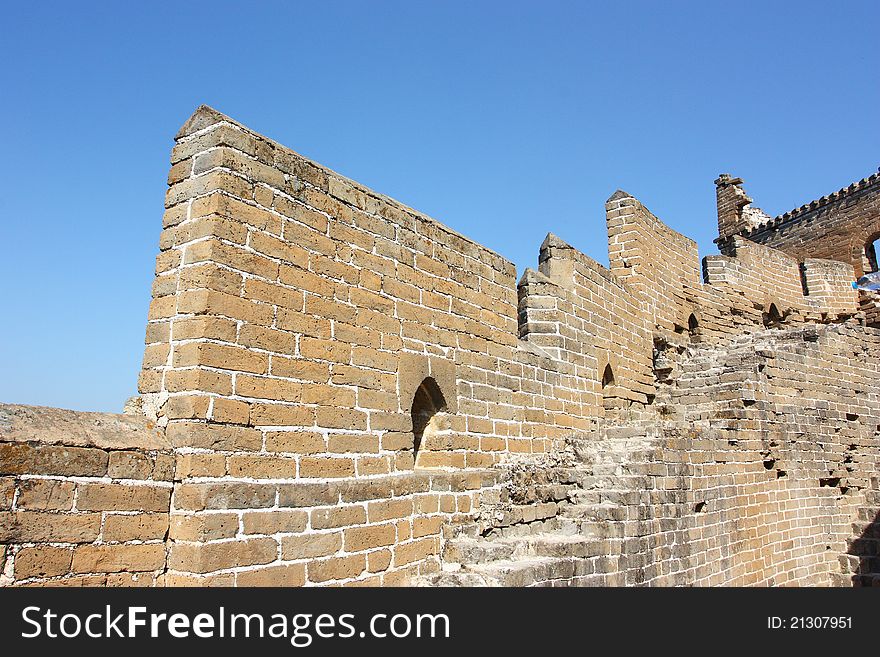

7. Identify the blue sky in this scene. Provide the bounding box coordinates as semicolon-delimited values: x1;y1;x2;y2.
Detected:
1;1;877;412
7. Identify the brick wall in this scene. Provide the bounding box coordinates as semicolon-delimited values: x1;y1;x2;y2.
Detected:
1;105;876;587
716;172;880;277
0;405;173;585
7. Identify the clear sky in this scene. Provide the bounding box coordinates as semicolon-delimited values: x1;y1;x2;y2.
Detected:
1;1;877;413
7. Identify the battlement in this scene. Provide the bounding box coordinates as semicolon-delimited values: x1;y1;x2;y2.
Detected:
715;169;880;277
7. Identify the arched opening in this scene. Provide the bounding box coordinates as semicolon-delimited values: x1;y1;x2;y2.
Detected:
601;363;615;389
410;377;446;466
865;238;880;274
687;313;699;335
763;303;783;328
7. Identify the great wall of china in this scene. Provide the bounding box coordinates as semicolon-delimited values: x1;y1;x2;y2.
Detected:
1;106;878;586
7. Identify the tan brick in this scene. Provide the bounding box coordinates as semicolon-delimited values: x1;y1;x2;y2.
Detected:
236;375;302;402
299;456;355;479
16;479;75;510
315;407;367;430
236;563;306;587
210;397;251;424
368;499;414;522
166;423;262;451
164;368;234;395
72;544;166;573
412;515;443;538
344;523;396;551
238;324;297;354
249;403;315;427
227;455;297;479
169;513;238;541
242;510;308;535
301;384;356;407
300;337;352;363
327;433;379;453
0;511;101;543
307;554;366;583
275;311;332;338
14;546;73;580
77;483;171;512
243;279;304;312
183;238;278;281
0;443;108;477
278;482;339;508
278;265;335;297
173;482;276;510
250;233;310;269
170;317;238;342
177;262;244;295
160;214;247;249
356;456;391;476
310;505;366;530
367;549;393;573
394;537;437;566
0;477;14;509
281;532;342;559
265;431;326;454
168;538;278;574
103;513;170;542
175;453;227;478
108;451;153;479
173;341;269;374
162;394;211;420
272;355;330;383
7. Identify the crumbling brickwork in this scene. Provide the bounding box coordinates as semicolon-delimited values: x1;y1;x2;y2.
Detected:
715;172;880;277
1;106;877;586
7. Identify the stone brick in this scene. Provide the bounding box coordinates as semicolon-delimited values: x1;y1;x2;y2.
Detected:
227;455;297;479
394;537;437;566
236;563;306;587
108;451;153;479
16;479;75;510
0;511;101;543
103;513;170;542
278;482;339;508
265;431;325;454
344;523;396;551
307;554;366;583
169;513;239;541
299;457;355;479
281;532;342;560
76;483;171;512
0;443;108;477
241;510;308;535
367;499;414;523
14;546;73;579
173;482;276;510
72;544;166;573
169;538;278;574
310;505;366;530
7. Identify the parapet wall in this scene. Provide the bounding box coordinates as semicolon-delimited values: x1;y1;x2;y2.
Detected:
0;405;172;585
0;106;875;586
715;171;880;277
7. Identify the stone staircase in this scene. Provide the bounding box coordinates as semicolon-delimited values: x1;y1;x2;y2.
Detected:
413;429;664;586
835;476;880;586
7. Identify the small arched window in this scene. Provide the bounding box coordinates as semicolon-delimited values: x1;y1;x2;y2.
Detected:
601;363;615;389
687;313;699;335
410;377;447;465
865;238;880;274
763;303;783;328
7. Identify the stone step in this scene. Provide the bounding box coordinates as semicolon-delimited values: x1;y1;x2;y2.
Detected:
561;502;629;522
443;537;517;564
